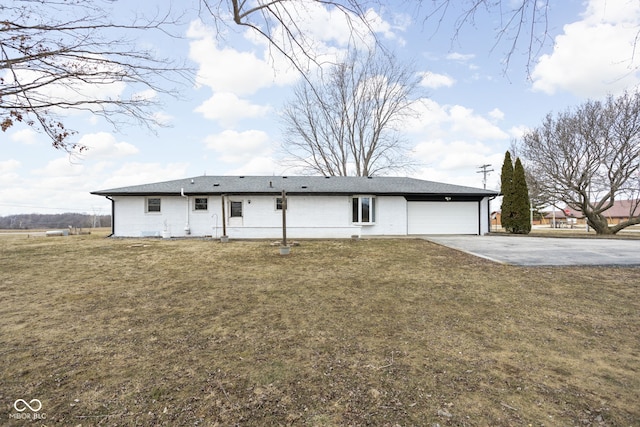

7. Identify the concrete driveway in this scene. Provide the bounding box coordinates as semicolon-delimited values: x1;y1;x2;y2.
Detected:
425;235;640;266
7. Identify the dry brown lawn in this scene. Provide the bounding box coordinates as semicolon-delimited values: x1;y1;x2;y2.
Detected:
0;232;638;426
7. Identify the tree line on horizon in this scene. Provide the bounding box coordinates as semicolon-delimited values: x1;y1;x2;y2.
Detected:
0;213;111;230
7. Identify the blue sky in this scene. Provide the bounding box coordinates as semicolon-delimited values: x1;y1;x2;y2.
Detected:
2;0;640;217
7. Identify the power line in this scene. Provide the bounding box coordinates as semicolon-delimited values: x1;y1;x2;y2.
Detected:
477;164;494;189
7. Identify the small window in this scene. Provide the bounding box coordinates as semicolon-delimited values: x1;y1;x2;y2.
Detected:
230;201;243;217
352;196;375;224
147;198;161;213
275;197;287;210
194;198;208;211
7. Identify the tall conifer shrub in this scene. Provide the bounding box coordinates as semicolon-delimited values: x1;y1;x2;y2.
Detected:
511;158;531;234
500;151;514;232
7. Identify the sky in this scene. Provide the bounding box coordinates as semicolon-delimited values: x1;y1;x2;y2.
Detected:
2;0;640;217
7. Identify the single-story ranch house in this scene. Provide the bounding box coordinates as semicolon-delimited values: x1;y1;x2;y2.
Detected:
91;176;499;238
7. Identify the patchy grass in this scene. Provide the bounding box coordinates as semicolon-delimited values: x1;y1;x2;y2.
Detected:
0;233;638;426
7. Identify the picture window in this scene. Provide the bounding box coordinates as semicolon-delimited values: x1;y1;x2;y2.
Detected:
352;196;375;224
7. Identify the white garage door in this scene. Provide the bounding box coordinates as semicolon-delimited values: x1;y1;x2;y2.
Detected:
408;201;479;235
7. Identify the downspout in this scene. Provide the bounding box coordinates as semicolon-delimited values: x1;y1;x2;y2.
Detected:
181;188;190;235
220;194;228;242
105;196;114;237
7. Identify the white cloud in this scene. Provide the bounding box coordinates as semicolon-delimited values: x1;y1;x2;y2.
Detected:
364;8;403;43
532;0;640;97
404;99;509;141
446;52;475;62
204;129;271;163
0;159;21;172
488;108;505;121
3;57;127;113
194;92;271;127
228;156;282;176
509;125;530;140
153;111;174;126
187;20;299;96
401;97;509;190
75;132;139;160
411;143;504;190
33;157;85;178
418;71;455;89
10;128;40;145
0;159;22;184
98;162;190;190
132;89;157;102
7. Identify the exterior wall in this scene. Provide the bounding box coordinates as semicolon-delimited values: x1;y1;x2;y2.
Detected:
111;196;222;237
359;195;407;236
479;196;492;235
110;194;487;238
225;195;360;239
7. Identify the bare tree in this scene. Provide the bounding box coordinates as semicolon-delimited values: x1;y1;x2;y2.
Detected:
200;0;558;76
280;48;419;176
419;0;552;76
200;0;377;75
520;91;640;234
1;0;190;151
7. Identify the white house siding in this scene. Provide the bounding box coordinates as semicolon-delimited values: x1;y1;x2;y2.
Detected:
479;196;492;235
358;195;407;236
111;196;222;237
110;194;492;238
226;195;360;239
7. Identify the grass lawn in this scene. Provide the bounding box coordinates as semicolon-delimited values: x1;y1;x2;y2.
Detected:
1;232;638;426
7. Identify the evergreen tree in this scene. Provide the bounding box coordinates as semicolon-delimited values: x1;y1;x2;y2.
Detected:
500;151;514;232
511;158;532;234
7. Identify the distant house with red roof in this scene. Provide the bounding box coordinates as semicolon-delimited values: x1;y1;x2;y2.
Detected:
544;200;640;226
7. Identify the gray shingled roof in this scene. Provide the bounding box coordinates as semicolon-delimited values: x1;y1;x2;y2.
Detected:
92;175;498;196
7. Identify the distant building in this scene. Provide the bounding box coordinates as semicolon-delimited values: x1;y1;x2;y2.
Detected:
543;200;640;226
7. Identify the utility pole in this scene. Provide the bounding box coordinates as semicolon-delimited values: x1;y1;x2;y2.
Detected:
477;164;494;189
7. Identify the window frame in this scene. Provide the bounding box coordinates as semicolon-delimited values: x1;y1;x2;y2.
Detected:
275;197;287;211
146;197;161;213
351;195;376;224
229;200;243;218
194;197;208;211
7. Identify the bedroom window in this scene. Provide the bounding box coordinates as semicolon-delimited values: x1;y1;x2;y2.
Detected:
194;198;208;211
230;201;243;217
147;198;161;213
352;196;375;224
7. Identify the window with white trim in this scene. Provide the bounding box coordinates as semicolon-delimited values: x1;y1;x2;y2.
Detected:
194;197;208;211
146;197;161;213
230;201;243;217
352;196;375;224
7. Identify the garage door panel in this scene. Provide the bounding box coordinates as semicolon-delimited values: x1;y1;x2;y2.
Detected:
408;201;478;235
